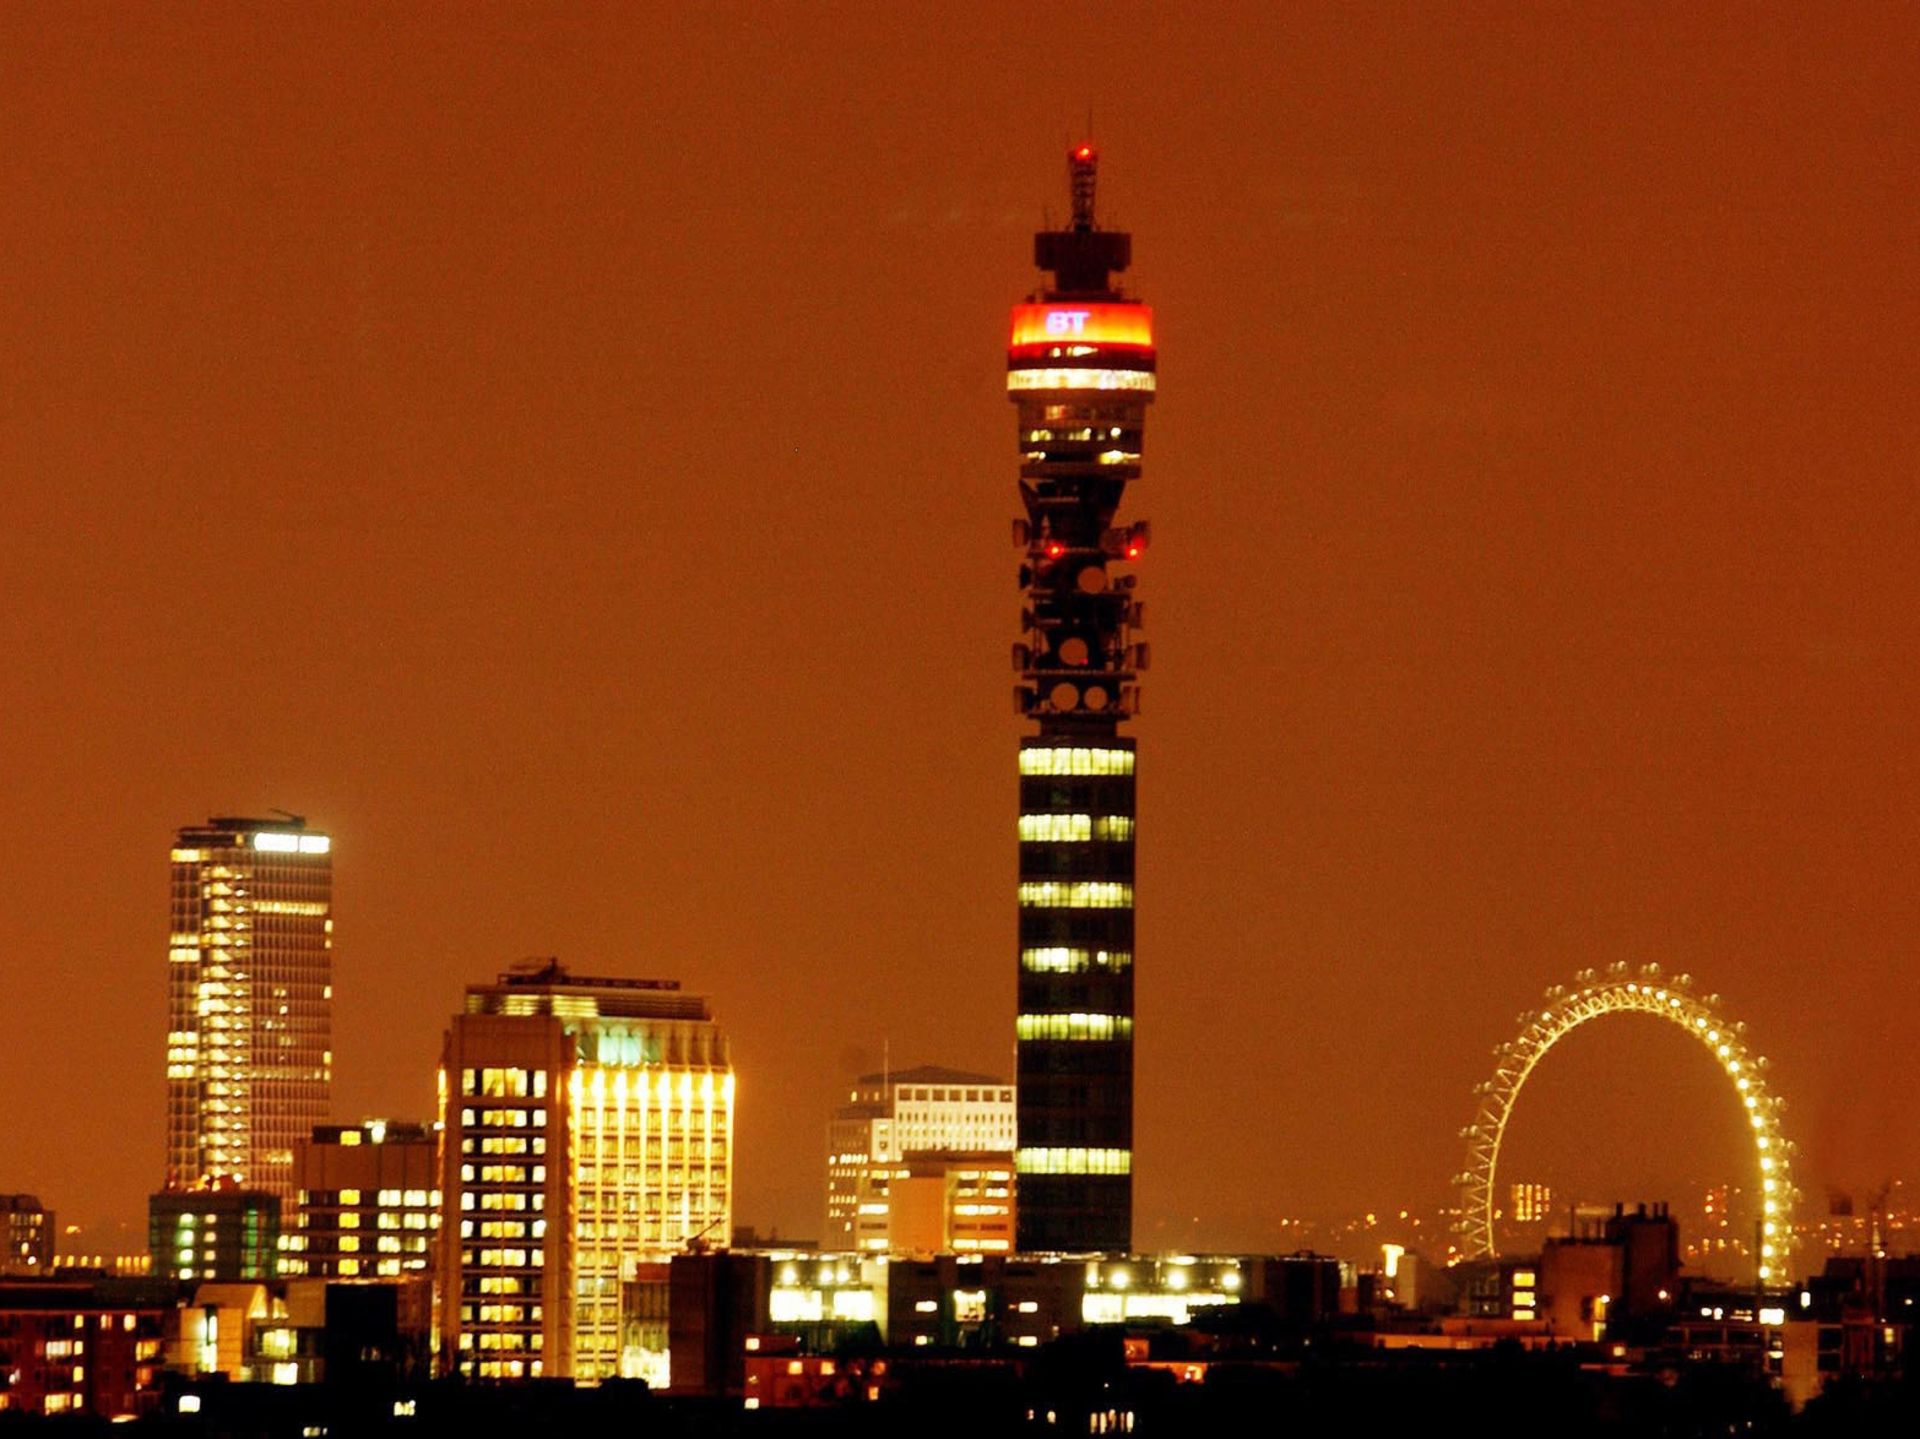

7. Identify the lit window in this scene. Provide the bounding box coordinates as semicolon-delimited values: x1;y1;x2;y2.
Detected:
1007;368;1156;394
1018;747;1135;777
1017;882;1133;910
1019;813;1092;843
1015;1147;1131;1176
1021;948;1131;973
1016;1013;1133;1042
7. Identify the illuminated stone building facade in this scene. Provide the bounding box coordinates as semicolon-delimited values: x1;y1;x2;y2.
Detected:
165;816;333;1200
282;1121;440;1279
438;960;734;1382
826;1067;1015;1252
1008;146;1152;1251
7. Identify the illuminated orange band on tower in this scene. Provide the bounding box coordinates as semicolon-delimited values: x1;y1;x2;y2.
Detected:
1009;302;1154;352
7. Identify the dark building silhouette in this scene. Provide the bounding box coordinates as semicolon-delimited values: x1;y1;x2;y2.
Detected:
1008;144;1155;1252
1;1195;53;1274
1538;1202;1681;1337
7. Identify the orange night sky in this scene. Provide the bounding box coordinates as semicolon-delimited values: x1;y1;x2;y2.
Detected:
1;3;1915;1258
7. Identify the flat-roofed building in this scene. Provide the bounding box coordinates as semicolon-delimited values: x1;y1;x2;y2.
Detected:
147;1189;279;1283
282;1120;440;1280
826;1067;1015;1252
851;1155;1016;1255
439;959;734;1382
0;1281;169;1420
165;815;333;1200
2;1195;53;1274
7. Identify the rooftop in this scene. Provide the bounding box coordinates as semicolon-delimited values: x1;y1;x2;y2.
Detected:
857;1066;1006;1088
465;959;712;1023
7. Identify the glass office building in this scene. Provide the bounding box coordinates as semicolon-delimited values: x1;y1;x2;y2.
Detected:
165;816;333;1199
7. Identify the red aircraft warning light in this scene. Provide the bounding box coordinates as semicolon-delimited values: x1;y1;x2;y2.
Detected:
1069;144;1099;231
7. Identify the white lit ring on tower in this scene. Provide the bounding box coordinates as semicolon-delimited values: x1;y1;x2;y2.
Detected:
1454;963;1798;1283
1007;368;1157;394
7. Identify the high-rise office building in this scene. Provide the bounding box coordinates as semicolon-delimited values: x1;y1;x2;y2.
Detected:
1008;145;1153;1252
438;960;734;1382
165;816;333;1199
825;1066;1017;1252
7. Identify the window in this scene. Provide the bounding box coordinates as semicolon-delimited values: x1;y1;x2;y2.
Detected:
1019;813;1092;843
1021;947;1131;973
1016;1147;1131;1176
1018;882;1132;909
1007;368;1156;395
1016;1013;1133;1042
1018;747;1134;777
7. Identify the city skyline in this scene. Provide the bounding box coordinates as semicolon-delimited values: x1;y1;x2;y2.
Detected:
2;3;1917;1260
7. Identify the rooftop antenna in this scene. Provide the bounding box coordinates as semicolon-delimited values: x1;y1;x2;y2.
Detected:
1069;137;1098;232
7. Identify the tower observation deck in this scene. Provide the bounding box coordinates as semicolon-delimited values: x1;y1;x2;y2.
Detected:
1009;144;1153;1253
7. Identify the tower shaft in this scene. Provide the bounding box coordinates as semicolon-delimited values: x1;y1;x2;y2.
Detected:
1008;145;1153;1253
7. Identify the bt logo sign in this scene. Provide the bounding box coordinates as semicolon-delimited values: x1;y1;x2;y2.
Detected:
1044;310;1091;336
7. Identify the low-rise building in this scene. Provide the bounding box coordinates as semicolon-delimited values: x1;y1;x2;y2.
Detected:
171;1277;431;1387
1537;1203;1679;1339
0;1280;171;1420
853;1154;1016;1255
282;1120;440;1279
148;1189;280;1282
1;1196;53;1275
827;1066;1016;1254
667;1249;1342;1397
